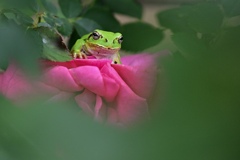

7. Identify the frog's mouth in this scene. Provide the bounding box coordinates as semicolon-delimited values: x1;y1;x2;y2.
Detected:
86;43;120;56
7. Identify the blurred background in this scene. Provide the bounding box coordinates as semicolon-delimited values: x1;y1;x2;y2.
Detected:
0;0;240;160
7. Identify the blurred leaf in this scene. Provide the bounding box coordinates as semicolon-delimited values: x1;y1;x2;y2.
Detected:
0;23;42;74
41;0;58;14
1;9;33;26
0;0;34;10
0;12;8;22
157;6;193;33
102;0;142;19
42;44;72;62
84;6;120;32
43;14;73;36
187;3;223;33
211;26;240;54
221;0;240;17
74;18;102;36
172;32;210;58
120;22;163;52
37;26;71;61
0;99;126;160
0;24;42;72
56;18;73;36
58;0;82;18
150;51;240;159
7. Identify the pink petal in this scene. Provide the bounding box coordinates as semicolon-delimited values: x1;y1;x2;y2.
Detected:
94;95;107;122
121;52;166;69
43;66;83;92
112;64;157;99
0;72;3;93
75;89;96;115
0;64;34;101
70;66;119;102
46;91;74;103
101;63;149;125
42;59;111;70
75;90;107;122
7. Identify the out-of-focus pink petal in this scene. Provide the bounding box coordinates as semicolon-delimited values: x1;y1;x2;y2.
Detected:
94;95;107;122
70;66;119;102
43;66;83;92
121;52;167;69
0;72;3;93
75;90;107;122
112;64;157;99
101;63;149;125
35;82;60;95
113;53;164;99
107;107;119;125
46;91;74;103
0;64;34;101
75;89;96;115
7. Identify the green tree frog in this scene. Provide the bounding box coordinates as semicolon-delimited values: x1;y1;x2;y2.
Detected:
71;29;123;64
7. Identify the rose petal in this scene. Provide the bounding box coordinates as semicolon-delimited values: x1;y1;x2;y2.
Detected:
47;91;74;103
43;66;83;92
0;64;34;101
42;59;111;70
94;95;107;122
70;66;119;102
75;89;96;115
112;64;157;99
0;72;3;93
101;63;149;125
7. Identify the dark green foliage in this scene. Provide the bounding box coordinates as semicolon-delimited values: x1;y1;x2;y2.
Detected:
221;0;240;17
83;6;121;32
58;0;82;18
102;0;142;19
74;18;102;36
120;22;163;52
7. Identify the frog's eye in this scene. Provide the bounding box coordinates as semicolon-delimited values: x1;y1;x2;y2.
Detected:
92;31;100;40
118;36;123;44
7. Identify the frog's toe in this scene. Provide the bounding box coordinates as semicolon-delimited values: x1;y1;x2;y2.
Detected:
72;52;87;59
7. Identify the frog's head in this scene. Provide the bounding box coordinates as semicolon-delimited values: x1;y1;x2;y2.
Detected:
85;29;123;55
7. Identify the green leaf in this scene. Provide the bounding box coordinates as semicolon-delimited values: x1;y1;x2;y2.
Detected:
221;0;240;17
0;13;8;22
42;44;72;62
172;32;210;58
0;0;34;9
102;0;142;19
38;26;72;61
41;0;58;14
84;6;120;32
120;22;163;52
0;23;42;75
74;18;102;36
56;18;73;36
1;9;33;27
58;0;82;18
211;26;240;55
157;6;193;33
187;3;223;34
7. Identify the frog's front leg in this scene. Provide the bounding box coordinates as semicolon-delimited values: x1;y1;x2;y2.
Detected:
112;52;121;64
71;49;87;59
70;39;88;59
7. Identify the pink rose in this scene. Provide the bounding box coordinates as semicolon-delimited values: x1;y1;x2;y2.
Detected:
0;53;162;126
